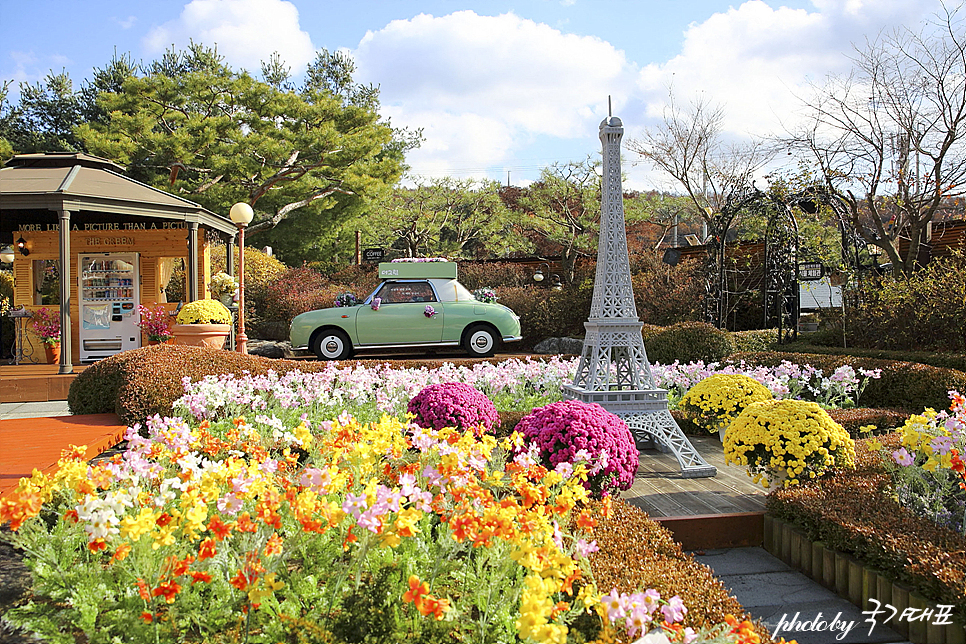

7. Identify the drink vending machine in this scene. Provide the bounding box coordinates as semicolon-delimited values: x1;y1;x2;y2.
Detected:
77;252;140;362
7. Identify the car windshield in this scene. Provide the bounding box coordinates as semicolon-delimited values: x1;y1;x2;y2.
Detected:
433;279;475;302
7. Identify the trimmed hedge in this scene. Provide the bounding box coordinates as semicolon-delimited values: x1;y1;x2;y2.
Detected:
643;321;736;365
768;434;966;623
775;341;966;373
726;351;966;412
68;345;561;425
588;498;770;640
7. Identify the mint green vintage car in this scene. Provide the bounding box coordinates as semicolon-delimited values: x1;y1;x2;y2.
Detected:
290;262;522;360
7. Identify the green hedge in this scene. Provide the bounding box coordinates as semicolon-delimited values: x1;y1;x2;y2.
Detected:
642;321;736;364
776;341;966;373
727;351;966;412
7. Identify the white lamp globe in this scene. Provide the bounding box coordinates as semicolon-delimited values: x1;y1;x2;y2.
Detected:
229;203;254;226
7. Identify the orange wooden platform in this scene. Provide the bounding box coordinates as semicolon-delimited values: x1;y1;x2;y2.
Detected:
0;364;89;403
0;413;127;500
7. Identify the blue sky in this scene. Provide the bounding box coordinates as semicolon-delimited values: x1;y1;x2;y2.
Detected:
0;0;945;189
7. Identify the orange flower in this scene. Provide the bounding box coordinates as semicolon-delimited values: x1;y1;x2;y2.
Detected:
111;544;131;563
230;570;250;592
136;579;152;602
190;571;212;585
207;515;233;541
264;532;284;557
402;575;429;604
236;512;258;533
576;510;596;529
198;538;217;560
156;512;174;528
140;611;154;623
172;555;194;577
88;539;107;553
61;444;87;460
152;580;181;604
417;595;450;620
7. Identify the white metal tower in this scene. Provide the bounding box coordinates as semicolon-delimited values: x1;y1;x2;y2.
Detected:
561;111;716;478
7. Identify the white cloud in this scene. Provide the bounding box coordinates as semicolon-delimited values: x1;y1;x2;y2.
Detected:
143;0;316;74
634;0;943;142
352;11;637;180
114;16;138;30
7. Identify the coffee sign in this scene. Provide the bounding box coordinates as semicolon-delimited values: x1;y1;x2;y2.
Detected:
363;248;385;262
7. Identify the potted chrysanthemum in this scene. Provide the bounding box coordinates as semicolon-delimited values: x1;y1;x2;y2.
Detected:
724;398;856;490
171;299;233;349
679;373;773;440
208;272;239;307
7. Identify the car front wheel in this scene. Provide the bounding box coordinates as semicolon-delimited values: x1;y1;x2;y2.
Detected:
463;324;498;358
313;329;353;360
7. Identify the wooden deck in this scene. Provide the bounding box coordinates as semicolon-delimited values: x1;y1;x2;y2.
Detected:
626;434;767;549
0;364;89;403
0;413;127;501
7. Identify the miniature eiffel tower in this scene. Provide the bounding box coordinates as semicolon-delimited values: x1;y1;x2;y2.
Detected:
561;108;715;478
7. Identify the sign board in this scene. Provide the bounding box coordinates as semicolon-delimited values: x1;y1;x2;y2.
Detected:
797;262;825;281
378;261;457;280
363;248;384;262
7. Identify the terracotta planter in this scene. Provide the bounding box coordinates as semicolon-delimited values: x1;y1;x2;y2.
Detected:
44;343;61;364
172;324;231;349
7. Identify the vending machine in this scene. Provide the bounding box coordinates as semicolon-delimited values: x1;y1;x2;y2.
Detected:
77;253;140;362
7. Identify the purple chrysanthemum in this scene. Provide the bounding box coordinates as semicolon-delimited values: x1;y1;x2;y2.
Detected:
407;382;499;434
514;400;638;498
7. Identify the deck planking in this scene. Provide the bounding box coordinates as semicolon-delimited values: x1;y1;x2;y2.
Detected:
624;435;767;518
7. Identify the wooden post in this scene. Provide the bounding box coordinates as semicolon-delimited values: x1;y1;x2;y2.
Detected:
356;230;362;265
57;209;73;374
187;222;199;302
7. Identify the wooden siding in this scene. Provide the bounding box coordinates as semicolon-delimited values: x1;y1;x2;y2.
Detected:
8;228;213;362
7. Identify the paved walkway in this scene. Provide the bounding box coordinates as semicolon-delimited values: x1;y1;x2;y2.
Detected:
0;407;126;500
694;548;911;644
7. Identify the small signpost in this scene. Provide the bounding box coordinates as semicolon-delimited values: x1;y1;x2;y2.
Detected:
797;261;825;281
363;248;385;263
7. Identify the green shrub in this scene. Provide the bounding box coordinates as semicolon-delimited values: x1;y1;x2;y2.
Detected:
846;252;966;352
496;282;593;348
631;254;704;326
727;351;966;412
776;341;966;373
644;321;737;365
768;434;966;623
732;329;779;353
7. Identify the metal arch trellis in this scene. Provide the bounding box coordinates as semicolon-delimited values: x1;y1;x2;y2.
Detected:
704;188;799;340
762;196;798;340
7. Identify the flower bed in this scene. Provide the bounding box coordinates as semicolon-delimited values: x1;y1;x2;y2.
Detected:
766;433;966;624
2;402;773;643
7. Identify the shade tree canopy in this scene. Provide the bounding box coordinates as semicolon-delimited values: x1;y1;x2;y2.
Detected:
74;43;417;263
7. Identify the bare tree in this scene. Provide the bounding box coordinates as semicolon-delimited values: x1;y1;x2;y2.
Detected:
627;91;773;233
785;3;966;276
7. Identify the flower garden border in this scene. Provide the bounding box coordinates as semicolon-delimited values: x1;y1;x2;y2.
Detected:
764;514;966;644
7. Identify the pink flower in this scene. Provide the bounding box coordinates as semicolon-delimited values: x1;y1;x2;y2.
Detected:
892;448;915;467
661;595;688;623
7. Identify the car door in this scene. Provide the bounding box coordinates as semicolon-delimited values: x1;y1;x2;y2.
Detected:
355;281;444;345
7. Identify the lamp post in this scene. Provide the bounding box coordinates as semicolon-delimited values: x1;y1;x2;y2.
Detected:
229;203;254;354
532;262;563;290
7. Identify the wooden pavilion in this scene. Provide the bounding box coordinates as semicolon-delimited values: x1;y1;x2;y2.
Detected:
0;152;240;373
